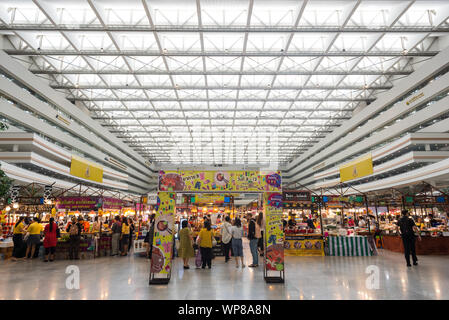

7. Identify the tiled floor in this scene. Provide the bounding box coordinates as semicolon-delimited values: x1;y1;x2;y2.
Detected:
1;241;448;300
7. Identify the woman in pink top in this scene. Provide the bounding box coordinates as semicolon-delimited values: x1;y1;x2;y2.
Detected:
43;217;59;262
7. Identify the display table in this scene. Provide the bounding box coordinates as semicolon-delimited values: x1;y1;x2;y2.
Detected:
284;234;324;256
96;234;112;257
382;235;449;255
55;235;96;260
327;235;374;256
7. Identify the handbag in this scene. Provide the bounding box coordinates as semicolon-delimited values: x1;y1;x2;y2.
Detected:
195;249;202;268
212;233;217;247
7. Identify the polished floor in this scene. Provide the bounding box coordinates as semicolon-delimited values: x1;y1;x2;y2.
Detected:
0;240;448;300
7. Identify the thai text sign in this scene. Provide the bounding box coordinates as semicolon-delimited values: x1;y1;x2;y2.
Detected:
283;190;311;202
55;197;99;210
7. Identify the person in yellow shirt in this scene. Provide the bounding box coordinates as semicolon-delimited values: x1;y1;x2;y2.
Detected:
121;217;130;256
12;217;25;261
198;220;214;269
25;217;43;259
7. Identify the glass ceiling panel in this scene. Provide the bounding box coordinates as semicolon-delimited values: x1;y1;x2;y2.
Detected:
4;0;447;166
147;0;198;26
201;0;248;26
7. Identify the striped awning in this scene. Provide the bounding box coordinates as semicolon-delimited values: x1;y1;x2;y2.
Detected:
328;236;373;256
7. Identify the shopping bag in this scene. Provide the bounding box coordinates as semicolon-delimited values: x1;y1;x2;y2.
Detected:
195;249;202;268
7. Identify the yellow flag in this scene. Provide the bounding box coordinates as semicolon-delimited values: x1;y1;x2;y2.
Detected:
339;154;373;182
70;155;103;183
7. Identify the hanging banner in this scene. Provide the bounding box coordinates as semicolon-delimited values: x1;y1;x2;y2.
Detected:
151;192;175;275
264;192;284;272
284;236;324;256
339;154;373;182
44;185;52;202
55;197;100;210
102;197;124;210
158;170;281;192
10;185;20;203
70;155;103;183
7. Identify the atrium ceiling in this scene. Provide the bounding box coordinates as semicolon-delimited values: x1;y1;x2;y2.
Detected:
1;0;449;167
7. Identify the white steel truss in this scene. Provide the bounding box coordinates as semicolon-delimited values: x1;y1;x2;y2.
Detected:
1;0;449;166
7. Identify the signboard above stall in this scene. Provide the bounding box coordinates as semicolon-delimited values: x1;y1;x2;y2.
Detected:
55;196;125;210
283;190;311;203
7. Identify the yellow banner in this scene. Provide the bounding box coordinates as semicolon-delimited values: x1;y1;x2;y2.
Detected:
339;154;373;182
151;192;175;275
70;155;103;183
194;194;233;204
159;170;282;192
264;192;284;271
284;239;324;256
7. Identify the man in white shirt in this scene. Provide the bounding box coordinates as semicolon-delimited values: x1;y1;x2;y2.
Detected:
358;217;367;227
221;216;233;262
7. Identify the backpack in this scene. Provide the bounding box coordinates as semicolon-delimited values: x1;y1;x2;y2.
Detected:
69;223;79;236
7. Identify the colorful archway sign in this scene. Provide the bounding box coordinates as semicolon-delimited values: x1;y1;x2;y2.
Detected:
158;170;282;192
152;170;283;284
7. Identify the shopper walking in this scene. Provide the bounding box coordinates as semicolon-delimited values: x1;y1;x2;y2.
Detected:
128;218;135;253
198;220;214;269
121;217;130;256
220;216;232;262
246;213;259;267
111;215;121;256
25;217;43;259
145;214;155;259
256;212;264;257
11;217;25;261
67;217;81;260
396;209;421;267
92;216;101;233
231;218;245;268
43;217;58;262
306;216;316;229
179;220;194;269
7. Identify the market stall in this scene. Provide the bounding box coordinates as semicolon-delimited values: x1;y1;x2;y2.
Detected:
382;235;449;255
283;190;325;256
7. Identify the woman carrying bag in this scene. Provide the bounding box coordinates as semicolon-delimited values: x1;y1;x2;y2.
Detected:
179;220;194;269
197;220;214;269
43;217;59;262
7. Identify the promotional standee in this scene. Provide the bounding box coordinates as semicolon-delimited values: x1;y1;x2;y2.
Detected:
154;170;284;284
150;192;176;284
264;192;285;283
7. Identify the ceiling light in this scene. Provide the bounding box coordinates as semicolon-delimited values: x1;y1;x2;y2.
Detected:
13;203;19;209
